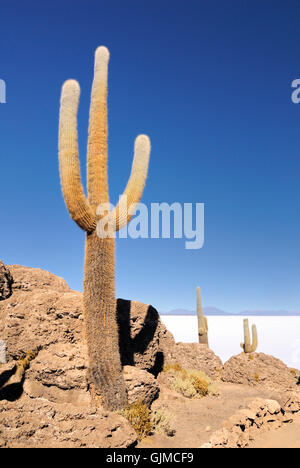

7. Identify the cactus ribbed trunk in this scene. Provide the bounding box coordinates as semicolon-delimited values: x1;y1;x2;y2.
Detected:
84;233;127;409
196;286;209;346
241;318;258;353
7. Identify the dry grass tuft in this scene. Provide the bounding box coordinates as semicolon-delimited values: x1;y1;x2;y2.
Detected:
163;362;218;399
119;401;153;440
151;409;175;436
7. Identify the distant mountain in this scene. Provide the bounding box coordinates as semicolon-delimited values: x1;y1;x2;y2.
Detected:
161;307;230;316
161;308;300;316
204;307;230;316
160;308;195;316
238;310;300;316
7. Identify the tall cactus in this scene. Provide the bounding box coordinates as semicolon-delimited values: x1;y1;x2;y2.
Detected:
240;319;258;353
58;46;151;410
196;286;209;346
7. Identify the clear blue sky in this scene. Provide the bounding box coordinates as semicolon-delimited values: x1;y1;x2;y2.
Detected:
0;0;299;313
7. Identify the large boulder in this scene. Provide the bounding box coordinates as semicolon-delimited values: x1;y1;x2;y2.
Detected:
0;266;173;372
24;342;90;406
0;265;176;447
222;352;299;394
0;287;83;361
0;261;13;301
9;264;69;293
0;264;223;394
0;264;225;447
123;365;159;407
162;342;223;380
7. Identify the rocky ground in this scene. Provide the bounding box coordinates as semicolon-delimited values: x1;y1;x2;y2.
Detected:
249;412;300;448
0;262;300;448
138;383;277;448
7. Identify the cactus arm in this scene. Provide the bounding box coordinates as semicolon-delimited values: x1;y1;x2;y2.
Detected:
250;324;258;352
242;318;250;350
58;80;96;232
108;135;151;231
87;46;110;207
86;46;150;229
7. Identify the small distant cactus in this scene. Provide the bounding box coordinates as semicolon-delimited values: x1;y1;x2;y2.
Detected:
196;286;208;346
0;340;6;364
240;318;258;353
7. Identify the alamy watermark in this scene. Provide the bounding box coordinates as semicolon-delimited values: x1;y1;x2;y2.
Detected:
0;79;6;103
291;79;300;103
96;197;204;250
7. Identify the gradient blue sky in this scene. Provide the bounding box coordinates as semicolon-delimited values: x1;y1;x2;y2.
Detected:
0;0;299;313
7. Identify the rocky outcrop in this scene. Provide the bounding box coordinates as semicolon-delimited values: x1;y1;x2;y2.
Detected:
1;289;84;361
24;343;90;407
123;366;159;407
162;342;223;380
9;264;69;293
117;299;175;373
0;395;136;448
0;266;166;447
0;267;173;371
0;264;227;448
202;396;300;448
0;265;177;447
0;262;13;301
222;352;299;394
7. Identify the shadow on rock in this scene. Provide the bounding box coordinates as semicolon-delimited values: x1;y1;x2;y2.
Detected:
117;299;164;376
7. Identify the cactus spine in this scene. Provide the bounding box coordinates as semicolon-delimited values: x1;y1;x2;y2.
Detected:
240;319;258;353
58;46;151;410
196;287;209;346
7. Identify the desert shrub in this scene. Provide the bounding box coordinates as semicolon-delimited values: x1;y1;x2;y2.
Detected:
190;373;209;396
172;372;198;398
163;362;217;398
151;409;175;436
206;382;219;396
119;401;153;440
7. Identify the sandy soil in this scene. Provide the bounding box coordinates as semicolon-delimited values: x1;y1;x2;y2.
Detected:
138;382;276;448
248;413;300;448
